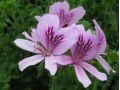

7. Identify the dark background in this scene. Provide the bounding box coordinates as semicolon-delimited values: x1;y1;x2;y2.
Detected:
0;0;119;90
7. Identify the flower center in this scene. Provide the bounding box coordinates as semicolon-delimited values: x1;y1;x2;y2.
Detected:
34;42;51;56
62;24;69;27
34;27;64;56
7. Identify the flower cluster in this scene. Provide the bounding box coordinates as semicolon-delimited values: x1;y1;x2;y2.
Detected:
14;1;115;88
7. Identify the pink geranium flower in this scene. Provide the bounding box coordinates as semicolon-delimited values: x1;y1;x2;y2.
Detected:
14;14;79;75
93;19;115;74
49;1;86;27
55;25;107;88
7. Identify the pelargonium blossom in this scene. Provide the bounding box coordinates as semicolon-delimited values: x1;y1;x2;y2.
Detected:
93;19;115;74
55;25;107;88
14;14;79;75
49;1;86;28
35;1;85;27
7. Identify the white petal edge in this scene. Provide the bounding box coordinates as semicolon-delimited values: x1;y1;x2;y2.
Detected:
14;39;39;53
19;55;45;71
80;62;107;81
95;55;116;74
74;64;92;88
34;15;41;21
45;56;57;76
22;31;33;41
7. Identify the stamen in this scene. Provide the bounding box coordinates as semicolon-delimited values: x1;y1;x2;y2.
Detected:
33;42;47;55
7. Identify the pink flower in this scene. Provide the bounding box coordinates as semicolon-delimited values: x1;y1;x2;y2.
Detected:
49;1;86;27
55;25;107;88
93;19;115;74
14;14;79;75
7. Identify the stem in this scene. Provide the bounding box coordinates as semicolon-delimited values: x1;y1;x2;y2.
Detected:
51;76;56;90
92;79;99;90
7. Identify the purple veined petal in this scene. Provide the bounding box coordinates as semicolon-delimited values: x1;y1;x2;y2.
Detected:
70;27;97;60
37;14;60;33
74;64;91;88
14;39;39;53
49;1;69;28
18;55;45;71
70;24;86;56
34;15;41;21
45;56;57;75
37;14;60;48
83;30;98;60
95;55;116;74
80;62;107;81
49;1;69;15
68;6;86;25
22;31;33;41
53;26;79;55
52;55;73;65
93;19;107;53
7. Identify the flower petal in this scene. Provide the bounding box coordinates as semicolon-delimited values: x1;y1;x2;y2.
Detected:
80;62;107;81
37;14;60;48
74;64;91;88
70;25;97;60
69;6;86;24
49;1;69;15
34;15;41;21
93;19;107;53
14;39;39;53
22;31;33;41
52;55;73;65
83;30;98;60
95;55;115;74
70;25;86;56
49;1;69;27
31;28;39;42
53;25;79;55
18;55;44;71
45;56;57;75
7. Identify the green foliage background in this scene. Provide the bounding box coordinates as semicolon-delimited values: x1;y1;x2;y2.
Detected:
0;0;119;90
